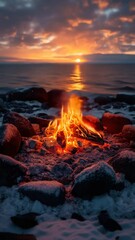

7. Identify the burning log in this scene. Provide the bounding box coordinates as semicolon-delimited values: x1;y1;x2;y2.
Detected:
73;123;104;145
56;131;66;149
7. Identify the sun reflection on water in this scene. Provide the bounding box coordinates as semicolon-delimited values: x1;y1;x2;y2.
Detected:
68;64;84;91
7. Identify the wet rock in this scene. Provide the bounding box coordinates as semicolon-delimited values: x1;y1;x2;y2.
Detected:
108;150;135;182
47;89;68;108
116;94;135;105
71;161;116;199
102;112;132;134
7;87;47;103
19;180;65;206
0;154;27;186
3;112;35;137
122;125;135;141
11;213;39;229
0;124;21;157
83;115;103;131
98;210;122;231
94;96;115;105
29;117;50;129
0;233;37;240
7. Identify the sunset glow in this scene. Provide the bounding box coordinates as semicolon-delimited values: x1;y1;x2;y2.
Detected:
75;58;81;63
0;0;135;63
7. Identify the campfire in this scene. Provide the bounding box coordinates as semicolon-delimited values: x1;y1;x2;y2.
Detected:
44;95;104;153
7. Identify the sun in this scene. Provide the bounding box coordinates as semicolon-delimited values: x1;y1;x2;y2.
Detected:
75;58;81;63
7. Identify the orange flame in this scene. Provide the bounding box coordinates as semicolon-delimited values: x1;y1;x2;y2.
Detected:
45;95;104;153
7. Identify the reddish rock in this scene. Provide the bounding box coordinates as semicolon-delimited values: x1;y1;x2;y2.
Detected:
3;112;35;137
0;124;21;157
7;87;47;103
47;89;68;108
102;112;132;134
83;115;103;132
122;125;135;141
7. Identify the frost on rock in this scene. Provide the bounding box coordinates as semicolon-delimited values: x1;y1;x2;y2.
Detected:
108;150;135;182
19;180;65;206
0;154;27;186
72;161;116;199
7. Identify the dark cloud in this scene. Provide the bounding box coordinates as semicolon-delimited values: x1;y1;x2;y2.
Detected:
0;0;135;61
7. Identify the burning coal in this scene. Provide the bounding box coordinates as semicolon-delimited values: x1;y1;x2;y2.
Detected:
45;95;104;153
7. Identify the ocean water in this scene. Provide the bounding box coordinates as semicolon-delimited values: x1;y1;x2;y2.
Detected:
0;63;135;95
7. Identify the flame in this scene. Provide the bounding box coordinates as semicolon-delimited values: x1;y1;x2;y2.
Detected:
45;95;104;153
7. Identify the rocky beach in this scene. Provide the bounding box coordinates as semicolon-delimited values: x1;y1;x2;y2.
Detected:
0;87;135;239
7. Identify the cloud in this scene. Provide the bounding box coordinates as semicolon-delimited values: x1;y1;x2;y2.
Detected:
0;0;135;61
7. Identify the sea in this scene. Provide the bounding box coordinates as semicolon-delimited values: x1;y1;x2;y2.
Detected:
0;63;135;96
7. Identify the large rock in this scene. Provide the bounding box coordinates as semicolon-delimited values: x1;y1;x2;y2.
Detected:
102;112;132;134
94;96;115;105
116;94;135;105
7;87;48;103
0;98;7;113
108;150;135;182
0;154;27;186
19;180;65;206
3;112;35;137
0;124;21;157
47;89;68;108
71;161;116;199
28;117;50;129
0;233;37;240
11;213;38;229
122;125;135;141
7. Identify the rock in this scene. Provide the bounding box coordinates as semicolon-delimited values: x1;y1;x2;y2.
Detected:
102;112;132;134
52;162;73;179
0;124;21;157
71;161;116;199
83;115;103;131
98;210;122;231
108;150;135;182
122;125;135;141
7;87;47;103
47;89;68;108
0;154;27;186
0;233;37;240
116;94;135;105
11;213;38;229
19;180;65;206
3;112;35;137
71;213;85;221
28;139;42;150
29;117;50;129
94;96;115;105
0;98;7;113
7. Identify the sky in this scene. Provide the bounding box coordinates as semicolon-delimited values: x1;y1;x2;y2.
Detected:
0;0;135;63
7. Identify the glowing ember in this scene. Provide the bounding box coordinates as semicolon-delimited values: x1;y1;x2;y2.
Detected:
45;95;104;153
